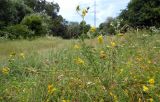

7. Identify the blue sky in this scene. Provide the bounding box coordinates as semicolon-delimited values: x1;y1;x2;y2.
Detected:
47;0;130;26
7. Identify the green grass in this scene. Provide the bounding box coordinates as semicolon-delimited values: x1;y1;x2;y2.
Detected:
0;31;160;102
0;37;75;62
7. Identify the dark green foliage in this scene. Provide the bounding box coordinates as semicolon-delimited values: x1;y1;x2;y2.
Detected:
119;0;160;27
79;21;91;35
0;30;11;38
24;0;60;17
99;17;116;35
0;0;33;27
64;21;91;39
44;2;60;17
51;15;68;38
100;0;160;34
67;22;80;38
4;24;34;39
0;0;92;39
21;13;51;37
0;0;62;39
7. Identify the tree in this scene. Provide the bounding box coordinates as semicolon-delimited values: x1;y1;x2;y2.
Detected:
79;21;91;35
99;17;116;35
21;13;51;36
51;15;68;38
0;0;32;28
67;22;80;38
24;0;60;17
119;0;160;27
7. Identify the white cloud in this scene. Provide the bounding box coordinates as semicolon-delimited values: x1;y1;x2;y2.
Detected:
47;0;130;26
97;4;115;24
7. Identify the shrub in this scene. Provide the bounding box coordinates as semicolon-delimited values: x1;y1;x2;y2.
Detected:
21;13;51;37
4;24;34;39
0;30;11;39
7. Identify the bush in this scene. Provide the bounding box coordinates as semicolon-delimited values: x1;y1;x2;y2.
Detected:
0;0;33;26
21;13;51;37
0;30;11;39
66;22;80;38
4;24;34;39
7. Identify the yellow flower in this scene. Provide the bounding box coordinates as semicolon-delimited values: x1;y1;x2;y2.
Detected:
20;53;25;59
10;52;16;57
148;60;152;64
74;44;80;49
62;100;70;102
109;92;118;102
48;84;56;94
149;98;154;102
120;69;124;74
149;78;155;84
123;89;128;96
111;42;116;47
75;57;84;65
143;85;149;92
97;35;103;44
90;26;96;33
45;99;50;102
136;57;142;62
106;45;110;48
1;67;10;75
138;98;142;102
82;9;87;16
100;50;107;59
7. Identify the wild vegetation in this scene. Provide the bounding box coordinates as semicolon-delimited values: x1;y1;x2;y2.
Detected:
0;0;160;101
0;0;92;39
0;30;160;101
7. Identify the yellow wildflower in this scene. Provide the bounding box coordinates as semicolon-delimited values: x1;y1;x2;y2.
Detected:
136;57;142;62
10;52;16;57
123;89;128;96
97;35;103;44
138;98;142;102
149;78;155;84
48;84;56;94
109;92;114;96
148;60;152;64
111;42;116;47
149;98;154;102
20;53;25;59
100;50;107;59
62;100;70;102
90;26;96;33
106;45;110;48
120;69;124;74
82;9;87;16
143;85;149;92
74;44;80;49
75;57;84;65
45;99;50;102
2;67;10;75
109;92;118;102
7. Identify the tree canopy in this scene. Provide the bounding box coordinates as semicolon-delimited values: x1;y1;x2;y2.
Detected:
119;0;160;27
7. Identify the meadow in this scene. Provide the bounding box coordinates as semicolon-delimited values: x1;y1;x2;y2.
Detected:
0;30;160;102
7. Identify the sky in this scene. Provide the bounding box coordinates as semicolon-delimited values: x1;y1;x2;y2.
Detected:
47;0;130;26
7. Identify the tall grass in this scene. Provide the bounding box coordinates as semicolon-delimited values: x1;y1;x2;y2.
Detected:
0;30;160;102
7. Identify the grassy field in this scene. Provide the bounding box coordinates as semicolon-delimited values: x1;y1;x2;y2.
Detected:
0;30;160;102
